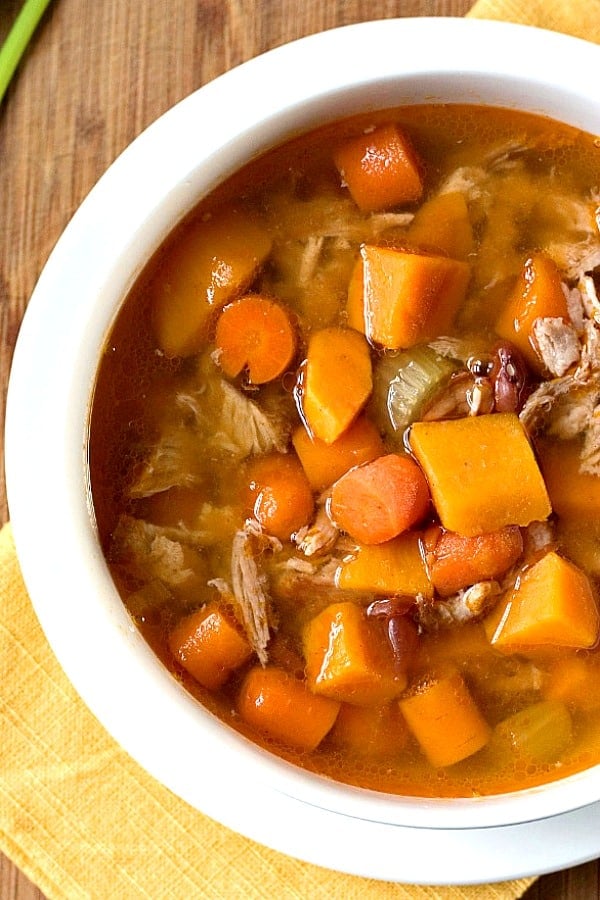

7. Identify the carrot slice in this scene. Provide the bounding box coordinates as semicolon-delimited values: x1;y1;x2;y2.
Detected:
214;294;297;384
238;665;340;751
152;209;272;357
330;453;430;545
495;253;571;372
168;602;253;690
299;326;372;444
292;415;384;492
245;452;314;541
399;669;491;767
333;123;424;212
424;525;524;597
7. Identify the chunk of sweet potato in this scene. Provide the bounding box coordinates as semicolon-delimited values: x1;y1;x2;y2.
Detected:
357;244;470;349
346;255;365;332
409;413;552;535
292;416;384;492
543;655;600;711
152;209;272;357
303;601;407;706
538;438;600;520
495;253;571;372
336;532;433;598
329;702;409;757
415;623;494;672
300;327;372;444
485;551;600;650
406;191;474;261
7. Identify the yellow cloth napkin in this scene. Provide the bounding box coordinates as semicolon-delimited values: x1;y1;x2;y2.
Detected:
0;524;534;899
2;3;598;896
467;0;600;41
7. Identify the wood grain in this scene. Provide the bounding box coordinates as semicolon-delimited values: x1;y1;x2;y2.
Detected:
0;1;598;897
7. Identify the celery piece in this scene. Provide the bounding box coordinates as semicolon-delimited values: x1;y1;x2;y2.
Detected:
491;700;573;765
370;344;455;440
0;0;53;106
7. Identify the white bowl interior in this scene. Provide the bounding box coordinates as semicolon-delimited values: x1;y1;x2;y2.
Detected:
6;17;600;867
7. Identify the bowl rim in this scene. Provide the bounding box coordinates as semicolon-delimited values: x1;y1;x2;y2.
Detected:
5;15;600;879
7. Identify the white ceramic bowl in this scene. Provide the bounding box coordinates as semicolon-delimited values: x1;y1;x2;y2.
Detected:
6;17;600;884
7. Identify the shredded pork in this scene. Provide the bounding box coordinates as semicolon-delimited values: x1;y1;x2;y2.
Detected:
128;431;204;499
178;376;290;460
294;494;339;557
520;319;600;446
415;581;502;631
129;359;291;499
227;520;280;665
111;515;199;589
521;520;556;561
532;317;581;377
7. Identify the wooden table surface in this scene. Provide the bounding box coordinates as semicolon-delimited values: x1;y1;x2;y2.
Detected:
1;1;599;897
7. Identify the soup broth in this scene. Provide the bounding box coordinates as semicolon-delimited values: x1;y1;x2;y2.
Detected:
89;104;600;798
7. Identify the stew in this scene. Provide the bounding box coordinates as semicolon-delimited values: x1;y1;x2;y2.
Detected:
89;104;600;798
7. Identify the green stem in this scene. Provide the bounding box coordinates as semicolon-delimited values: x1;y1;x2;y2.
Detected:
0;0;53;106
